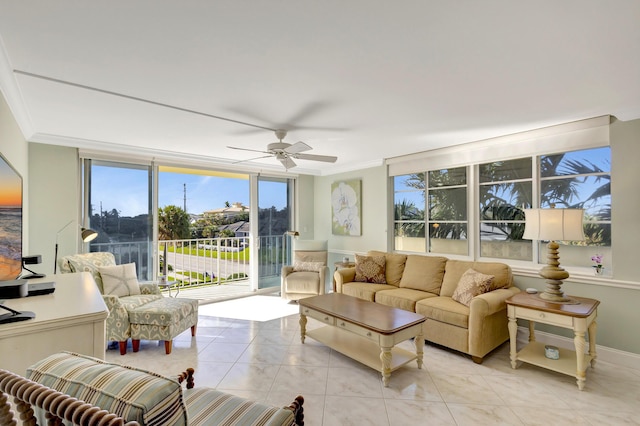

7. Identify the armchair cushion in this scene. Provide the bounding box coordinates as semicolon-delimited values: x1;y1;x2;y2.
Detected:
184;387;295;426
60;252;116;293
27;351;188;426
293;260;325;272
100;263;141;297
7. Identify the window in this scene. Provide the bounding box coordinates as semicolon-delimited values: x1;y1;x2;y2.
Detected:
428;167;467;255
393;174;425;252
393;167;468;255
391;147;611;271
478;158;532;260
538;147;611;268
84;159;154;281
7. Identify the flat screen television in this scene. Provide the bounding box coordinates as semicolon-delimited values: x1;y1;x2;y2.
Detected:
0;152;22;281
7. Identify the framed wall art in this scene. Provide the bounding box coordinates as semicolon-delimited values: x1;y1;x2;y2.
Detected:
331;179;361;236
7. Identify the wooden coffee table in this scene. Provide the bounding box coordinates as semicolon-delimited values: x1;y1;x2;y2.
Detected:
298;293;425;387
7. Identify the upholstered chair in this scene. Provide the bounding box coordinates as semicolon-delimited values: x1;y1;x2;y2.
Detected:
58;252;163;354
281;240;329;301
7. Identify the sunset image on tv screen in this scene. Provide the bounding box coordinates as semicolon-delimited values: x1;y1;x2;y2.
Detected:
0;155;22;280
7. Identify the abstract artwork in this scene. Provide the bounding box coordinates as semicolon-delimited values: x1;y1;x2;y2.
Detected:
331;179;361;236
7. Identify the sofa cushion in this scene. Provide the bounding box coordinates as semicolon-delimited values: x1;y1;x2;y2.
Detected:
184;387;294;426
61;252;116;294
99;262;141;297
399;255;447;294
375;288;437;312
440;260;513;297
342;282;397;302
368;250;407;286
293;260;325;272
26;351;188;426
354;253;387;283
451;269;495;307
415;296;470;329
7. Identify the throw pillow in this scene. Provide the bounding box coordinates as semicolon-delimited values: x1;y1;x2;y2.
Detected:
354;254;386;283
99;263;141;297
293;261;325;272
451;268;495;307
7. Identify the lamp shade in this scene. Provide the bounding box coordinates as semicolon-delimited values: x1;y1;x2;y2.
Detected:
523;208;585;241
81;227;98;242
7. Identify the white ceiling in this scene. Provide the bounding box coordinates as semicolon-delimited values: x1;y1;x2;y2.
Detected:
1;1;639;175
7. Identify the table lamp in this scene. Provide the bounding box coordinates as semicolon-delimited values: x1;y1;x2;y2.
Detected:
523;205;584;303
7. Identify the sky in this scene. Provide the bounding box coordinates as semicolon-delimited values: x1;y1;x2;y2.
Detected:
90;166;287;217
0;155;22;208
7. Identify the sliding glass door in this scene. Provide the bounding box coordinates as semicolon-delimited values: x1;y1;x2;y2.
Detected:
83;159;154;281
256;176;294;290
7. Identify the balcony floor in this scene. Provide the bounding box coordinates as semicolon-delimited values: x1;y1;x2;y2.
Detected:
162;280;280;304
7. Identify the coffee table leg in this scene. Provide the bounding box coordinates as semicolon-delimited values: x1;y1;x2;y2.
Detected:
380;346;392;387
414;330;424;369
299;314;307;344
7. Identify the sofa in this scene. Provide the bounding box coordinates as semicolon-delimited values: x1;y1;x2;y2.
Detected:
59;252;198;355
0;351;304;426
334;251;521;363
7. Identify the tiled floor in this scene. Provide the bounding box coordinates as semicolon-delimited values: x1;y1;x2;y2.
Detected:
106;297;640;426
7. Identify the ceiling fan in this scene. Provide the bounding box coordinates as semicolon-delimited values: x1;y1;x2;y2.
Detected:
227;129;338;169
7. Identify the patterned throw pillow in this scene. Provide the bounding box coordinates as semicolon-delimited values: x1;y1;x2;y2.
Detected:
293;261;325;272
99;263;141;297
354;254;386;283
451;268;495;307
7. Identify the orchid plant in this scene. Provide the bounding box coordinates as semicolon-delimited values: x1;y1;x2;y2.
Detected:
591;254;604;271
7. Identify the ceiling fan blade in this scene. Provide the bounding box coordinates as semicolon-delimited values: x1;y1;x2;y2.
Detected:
278;156;297;169
285;141;312;154
227;146;270;154
232;154;273;164
294;153;338;163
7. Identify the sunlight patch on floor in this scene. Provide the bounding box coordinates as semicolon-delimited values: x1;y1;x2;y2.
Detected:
198;295;299;321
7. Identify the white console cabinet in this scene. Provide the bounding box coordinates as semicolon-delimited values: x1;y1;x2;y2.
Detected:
0;272;108;375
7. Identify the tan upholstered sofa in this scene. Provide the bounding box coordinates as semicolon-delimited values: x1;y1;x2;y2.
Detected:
334;251;521;363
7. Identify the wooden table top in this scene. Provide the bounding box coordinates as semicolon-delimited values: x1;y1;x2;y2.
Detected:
506;292;599;318
299;293;425;335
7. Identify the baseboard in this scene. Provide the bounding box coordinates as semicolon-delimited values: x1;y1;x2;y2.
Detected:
516;326;640;371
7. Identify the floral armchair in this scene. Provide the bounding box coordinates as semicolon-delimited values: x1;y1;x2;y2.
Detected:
59;252;163;354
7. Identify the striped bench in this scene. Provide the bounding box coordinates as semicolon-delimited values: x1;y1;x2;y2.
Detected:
23;352;304;426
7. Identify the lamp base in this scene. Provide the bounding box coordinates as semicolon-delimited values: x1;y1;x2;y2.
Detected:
537;278;580;304
536;241;580;304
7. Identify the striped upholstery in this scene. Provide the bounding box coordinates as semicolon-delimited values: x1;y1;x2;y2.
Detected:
26;352;188;426
184;387;295;426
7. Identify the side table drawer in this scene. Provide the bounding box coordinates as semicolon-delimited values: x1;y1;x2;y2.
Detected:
301;308;335;326
337;320;379;343
516;307;573;327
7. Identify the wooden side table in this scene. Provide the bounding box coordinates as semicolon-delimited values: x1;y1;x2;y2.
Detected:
332;261;355;292
506;292;599;390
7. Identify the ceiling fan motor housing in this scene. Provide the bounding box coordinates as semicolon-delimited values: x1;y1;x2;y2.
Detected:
267;142;292;153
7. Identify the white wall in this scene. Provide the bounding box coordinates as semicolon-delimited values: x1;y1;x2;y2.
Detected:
295;174;315;240
314;165;388;265
28;143;80;275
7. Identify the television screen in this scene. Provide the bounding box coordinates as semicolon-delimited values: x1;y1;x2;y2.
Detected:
0;152;22;280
